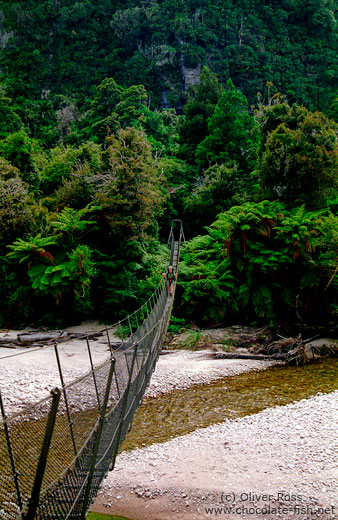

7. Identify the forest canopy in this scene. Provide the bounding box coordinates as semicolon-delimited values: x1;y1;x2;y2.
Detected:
1;1;338;328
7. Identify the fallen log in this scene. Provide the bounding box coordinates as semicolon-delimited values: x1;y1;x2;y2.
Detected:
82;331;103;340
56;331;104;343
213;339;324;364
109;341;122;350
160;349;178;356
17;331;69;344
214;352;272;360
0;329;105;349
212;350;310;362
0;337;20;345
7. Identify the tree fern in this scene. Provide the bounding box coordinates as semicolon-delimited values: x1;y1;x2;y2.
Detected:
179;201;338;324
7;234;57;263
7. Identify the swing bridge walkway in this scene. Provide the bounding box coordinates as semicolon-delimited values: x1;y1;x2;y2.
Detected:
0;221;185;520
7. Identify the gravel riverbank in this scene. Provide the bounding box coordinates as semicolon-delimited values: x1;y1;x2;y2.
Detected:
1;324;337;519
93;391;338;520
0;322;274;414
0;323;110;414
144;350;276;398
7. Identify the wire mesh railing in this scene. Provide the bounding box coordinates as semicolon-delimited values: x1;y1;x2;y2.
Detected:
0;275;166;363
0;221;184;520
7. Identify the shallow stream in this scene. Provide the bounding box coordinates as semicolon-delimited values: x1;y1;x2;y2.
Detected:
123;358;338;451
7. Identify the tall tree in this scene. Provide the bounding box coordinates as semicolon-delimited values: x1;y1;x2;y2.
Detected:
0;85;22;139
257;102;338;209
179;66;222;163
94;127;164;240
196;79;258;173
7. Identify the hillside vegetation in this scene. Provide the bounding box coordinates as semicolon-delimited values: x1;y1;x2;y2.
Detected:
1;1;338;328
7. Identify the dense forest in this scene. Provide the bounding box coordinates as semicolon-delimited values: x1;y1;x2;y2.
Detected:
1;0;338;328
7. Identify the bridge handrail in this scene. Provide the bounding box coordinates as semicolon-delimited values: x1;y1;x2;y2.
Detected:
0;222;184;520
0;296;168;427
0;239;175;362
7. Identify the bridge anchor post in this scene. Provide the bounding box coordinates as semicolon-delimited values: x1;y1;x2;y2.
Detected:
0;390;23;516
22;388;61;520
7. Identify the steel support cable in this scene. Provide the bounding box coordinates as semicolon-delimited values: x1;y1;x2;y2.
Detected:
0;228;183;520
2;290;177;519
1;221;183;362
0;278;167;362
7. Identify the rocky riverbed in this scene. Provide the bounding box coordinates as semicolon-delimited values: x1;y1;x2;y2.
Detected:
93;391;338;520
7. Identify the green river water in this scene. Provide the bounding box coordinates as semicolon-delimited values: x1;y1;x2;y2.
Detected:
123;358;338;451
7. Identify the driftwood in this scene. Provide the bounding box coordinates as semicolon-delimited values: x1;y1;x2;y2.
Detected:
110;341;122;350
0;329;104;349
160;349;178;356
213;333;338;365
0;337;17;344
214;352;272;360
213;349;312;362
17;331;69;344
256;334;317;364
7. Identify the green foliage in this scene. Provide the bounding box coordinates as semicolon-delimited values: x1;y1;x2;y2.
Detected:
95;242;168;321
178;328;202;349
196;79;258;173
50;204;100;246
2;0;338;123
76;78;180;155
0;129;43;188
327;93;338;122
179;201;338;324
87;513;130;520
86;78;148;140
0;85;22;139
8;235;97;321
27;263;72;293
7;234;57;264
168;315;188;335
1;1;338;330
95;127;164;240
0;164;38;245
92;78;124;118
179;66;222;163
51;163;97;210
39;141;103;195
185;164;244;233
67;244;97;295
257;101;338;208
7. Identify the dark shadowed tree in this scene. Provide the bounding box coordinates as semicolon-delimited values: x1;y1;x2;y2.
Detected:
196;79;258;173
179;67;223;164
257;102;338;208
94;127;164;240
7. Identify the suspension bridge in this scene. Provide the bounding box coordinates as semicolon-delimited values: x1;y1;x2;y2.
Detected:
0;221;184;520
